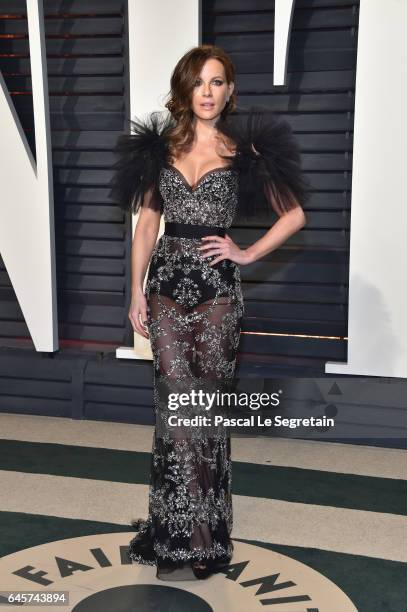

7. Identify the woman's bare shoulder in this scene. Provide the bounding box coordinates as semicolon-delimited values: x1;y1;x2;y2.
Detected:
215;132;237;157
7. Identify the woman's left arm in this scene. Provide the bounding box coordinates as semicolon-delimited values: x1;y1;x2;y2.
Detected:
237;131;308;264
199;203;306;267
200;108;309;266
240;141;307;263
241;203;306;265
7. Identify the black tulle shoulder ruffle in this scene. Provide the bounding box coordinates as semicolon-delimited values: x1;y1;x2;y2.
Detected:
110;106;309;221
109;111;175;215
216;106;310;220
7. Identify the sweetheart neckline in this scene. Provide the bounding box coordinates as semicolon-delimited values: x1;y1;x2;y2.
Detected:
165;163;233;193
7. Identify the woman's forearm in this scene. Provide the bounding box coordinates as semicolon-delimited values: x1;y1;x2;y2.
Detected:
131;222;160;296
243;207;306;264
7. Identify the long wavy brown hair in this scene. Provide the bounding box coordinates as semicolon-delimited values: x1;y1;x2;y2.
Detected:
164;44;237;160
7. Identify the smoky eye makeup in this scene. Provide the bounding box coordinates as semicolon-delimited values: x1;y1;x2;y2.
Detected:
194;78;225;86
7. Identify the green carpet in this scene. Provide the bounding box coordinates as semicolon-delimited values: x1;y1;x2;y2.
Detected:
1;438;406;515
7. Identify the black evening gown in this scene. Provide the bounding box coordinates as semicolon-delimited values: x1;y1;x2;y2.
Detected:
110;106;309;580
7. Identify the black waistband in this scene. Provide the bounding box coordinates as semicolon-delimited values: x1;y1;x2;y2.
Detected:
164;221;226;238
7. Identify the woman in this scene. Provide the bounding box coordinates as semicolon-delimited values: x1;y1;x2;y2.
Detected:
110;44;309;580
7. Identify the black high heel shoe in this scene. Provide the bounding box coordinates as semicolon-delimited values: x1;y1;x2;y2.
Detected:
192;560;213;580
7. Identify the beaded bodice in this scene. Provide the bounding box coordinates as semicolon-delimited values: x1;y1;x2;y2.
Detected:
159;164;239;227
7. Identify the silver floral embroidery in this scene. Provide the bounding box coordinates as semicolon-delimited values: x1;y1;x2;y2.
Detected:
173;277;202;308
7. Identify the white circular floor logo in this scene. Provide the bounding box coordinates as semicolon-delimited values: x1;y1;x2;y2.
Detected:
0;533;357;611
